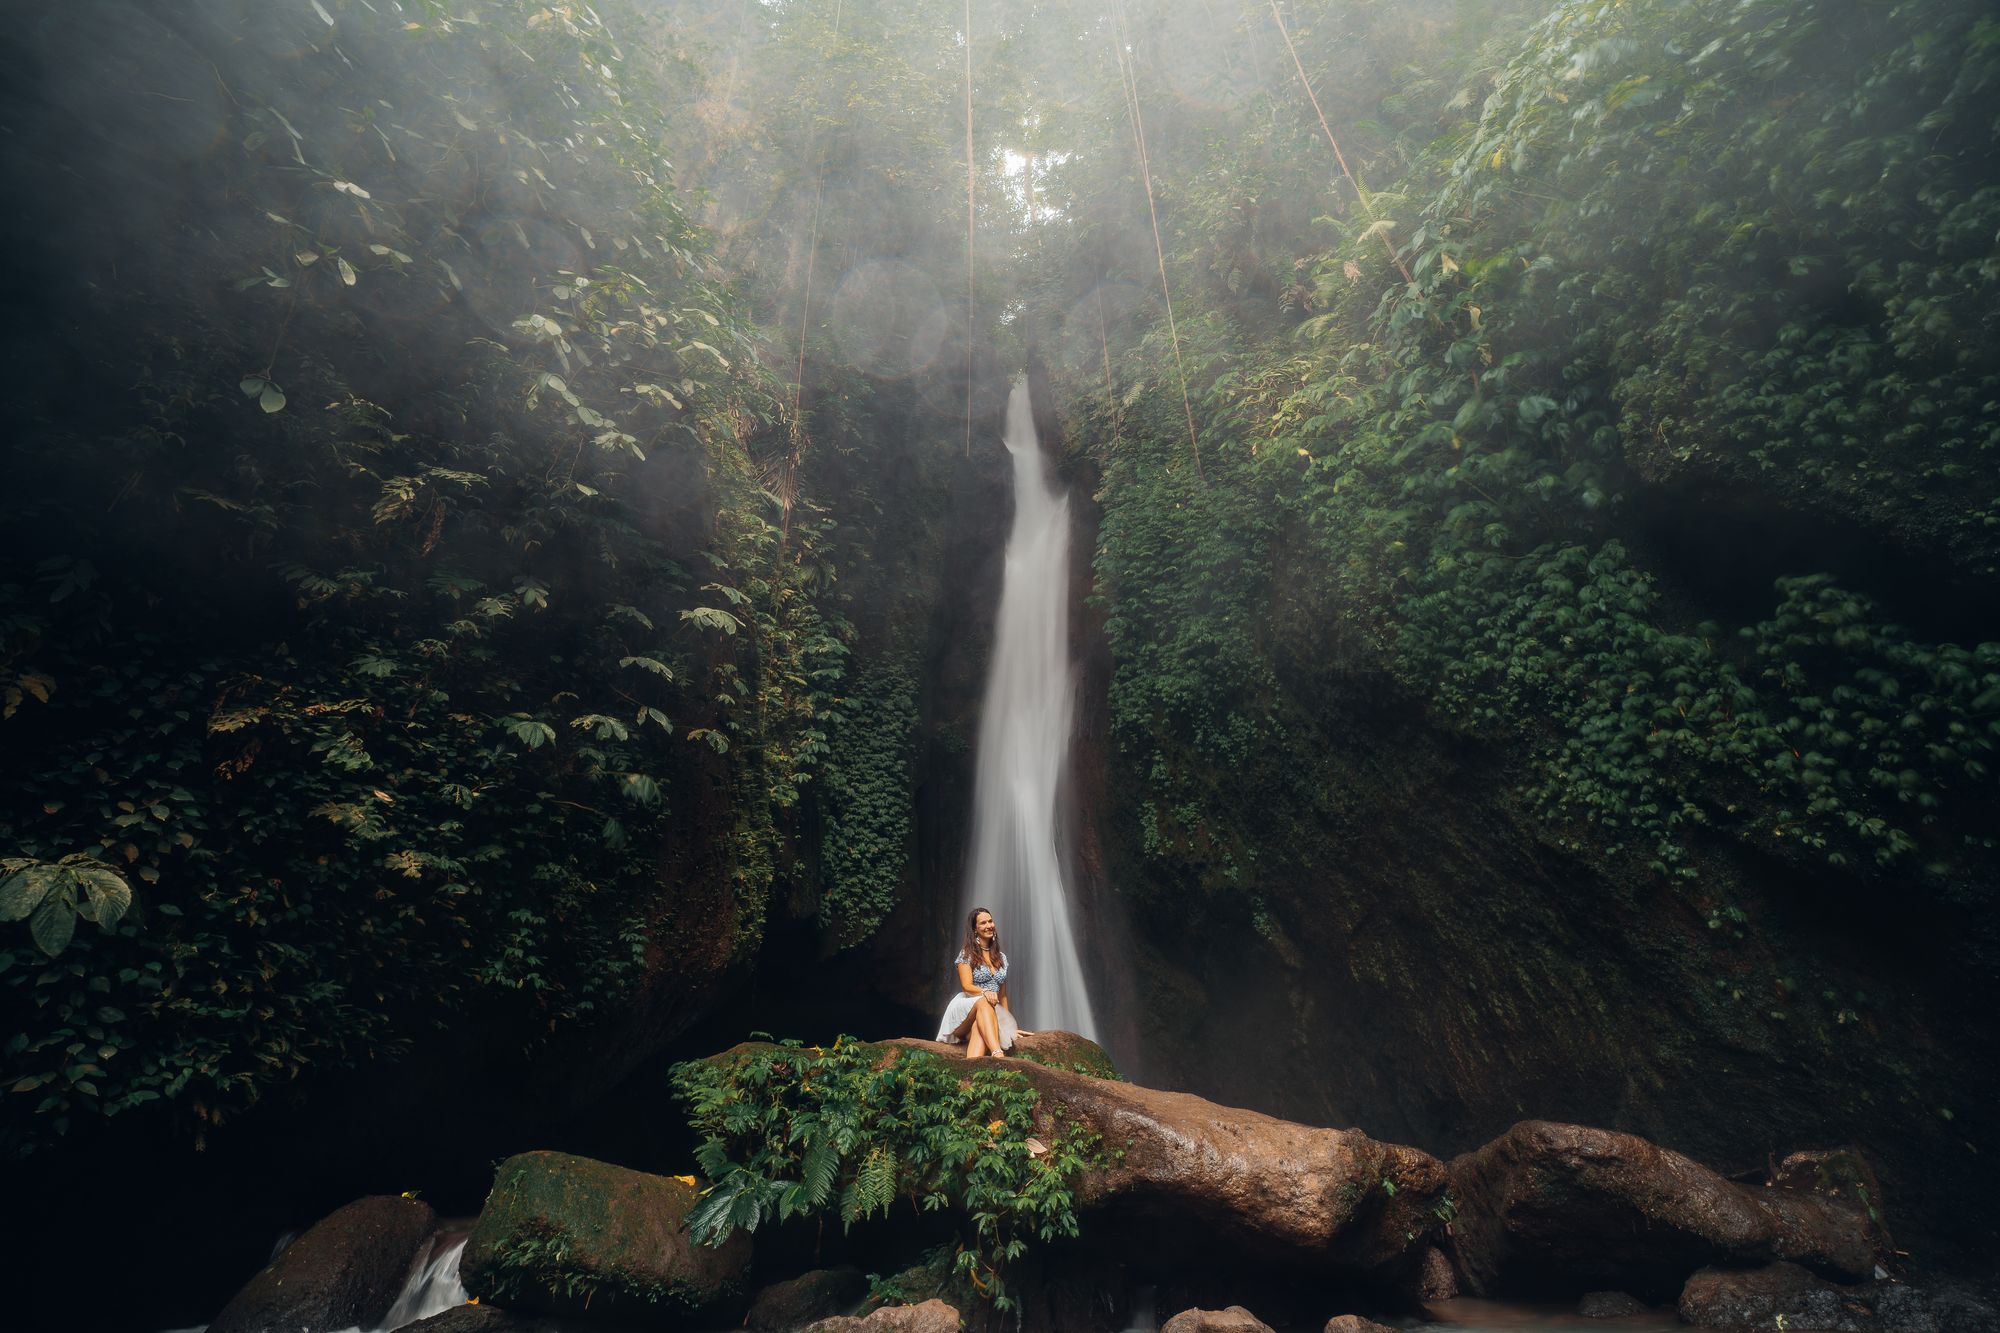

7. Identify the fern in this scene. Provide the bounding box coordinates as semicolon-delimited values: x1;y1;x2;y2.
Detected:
802;1141;841;1210
841;1146;897;1226
671;1039;1102;1312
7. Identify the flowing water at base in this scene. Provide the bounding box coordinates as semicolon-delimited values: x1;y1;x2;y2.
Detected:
1415;1297;1696;1331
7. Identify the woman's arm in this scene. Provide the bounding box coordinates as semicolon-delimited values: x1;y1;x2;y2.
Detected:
996;980;1011;1013
957;961;986;998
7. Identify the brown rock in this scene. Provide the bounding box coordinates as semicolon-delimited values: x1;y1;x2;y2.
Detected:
1679;1262;1874;1332
747;1267;869;1330
1416;1245;1457;1301
1160;1306;1274;1333
1576;1290;1647;1318
460;1150;749;1321
1010;1030;1120;1079
877;1037;1448;1276
1323;1316;1397;1333
1447;1121;1882;1300
801;1297;962;1333
1770;1149;1896;1255
208;1195;436;1333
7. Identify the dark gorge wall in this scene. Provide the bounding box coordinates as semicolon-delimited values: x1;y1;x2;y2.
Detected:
1073;578;1998;1276
1042;0;2000;1283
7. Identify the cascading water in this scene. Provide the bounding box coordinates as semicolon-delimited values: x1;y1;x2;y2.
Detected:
960;376;1098;1040
158;1234;467;1333
371;1235;468;1330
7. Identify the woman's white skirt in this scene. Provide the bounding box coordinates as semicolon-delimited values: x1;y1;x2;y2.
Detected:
936;991;1018;1049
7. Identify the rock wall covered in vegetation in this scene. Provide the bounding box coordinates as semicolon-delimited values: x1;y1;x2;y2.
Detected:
4;0;1998;1322
1042;0;2000;1272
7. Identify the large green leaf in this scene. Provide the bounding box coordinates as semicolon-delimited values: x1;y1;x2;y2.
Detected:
74;863;133;929
0;866;55;922
28;894;76;957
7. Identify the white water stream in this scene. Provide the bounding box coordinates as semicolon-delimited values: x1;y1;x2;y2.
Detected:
160;1234;467;1333
960;377;1098;1040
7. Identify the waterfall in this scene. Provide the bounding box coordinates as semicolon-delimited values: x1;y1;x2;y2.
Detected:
162;1234;468;1333
371;1235;467;1330
961;377;1098;1040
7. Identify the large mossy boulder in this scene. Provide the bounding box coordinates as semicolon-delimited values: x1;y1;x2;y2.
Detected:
208;1194;435;1333
461;1151;749;1323
1010;1029;1120;1080
1447;1122;1885;1301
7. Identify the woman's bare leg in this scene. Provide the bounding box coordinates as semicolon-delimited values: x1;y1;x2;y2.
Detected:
973;995;1004;1055
964;1022;990;1059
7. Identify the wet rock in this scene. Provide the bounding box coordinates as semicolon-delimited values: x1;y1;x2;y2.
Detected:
1679;1263;2000;1333
1322;1316;1397;1333
403;1306;603;1332
1415;1246;1458;1301
748;1267;870;1330
460;1150;749;1323
1160;1306;1275;1333
208;1194;436;1333
1577;1290;1647;1318
1913;1282;2000;1333
873;1037;1448;1277
1011;1029;1121;1079
801;1298;963;1333
1680;1263;1874;1331
1769;1149;1896;1254
1448;1121;1882;1300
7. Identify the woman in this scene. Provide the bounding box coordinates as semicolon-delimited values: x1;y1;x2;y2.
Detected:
936;907;1032;1058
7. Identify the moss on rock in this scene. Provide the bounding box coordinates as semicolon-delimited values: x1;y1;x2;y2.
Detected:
461;1150;748;1323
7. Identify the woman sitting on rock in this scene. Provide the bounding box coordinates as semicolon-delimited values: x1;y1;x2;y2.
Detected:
936;907;1030;1058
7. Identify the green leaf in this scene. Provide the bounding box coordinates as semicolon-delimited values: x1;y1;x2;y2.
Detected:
75;864;133;930
619;655;674;680
0;868;54;922
501;715;557;750
259;384;288;414
28;895;75;957
681;607;742;635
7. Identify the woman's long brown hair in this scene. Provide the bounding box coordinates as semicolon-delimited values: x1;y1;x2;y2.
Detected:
961;907;1001;972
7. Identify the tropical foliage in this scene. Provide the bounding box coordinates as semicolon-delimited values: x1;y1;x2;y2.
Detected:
1062;0;2000;909
0;0;846;1151
4;0;1996;1184
673;1038;1100;1310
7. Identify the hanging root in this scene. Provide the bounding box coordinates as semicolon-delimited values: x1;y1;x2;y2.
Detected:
1109;0;1204;482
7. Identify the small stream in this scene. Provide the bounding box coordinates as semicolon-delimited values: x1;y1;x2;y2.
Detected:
163;1233;467;1333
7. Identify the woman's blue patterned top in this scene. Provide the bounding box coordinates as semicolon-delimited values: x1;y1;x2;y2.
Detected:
955;950;1008;993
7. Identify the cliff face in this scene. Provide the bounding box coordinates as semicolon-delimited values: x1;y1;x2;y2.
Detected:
1069;605;1998;1274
